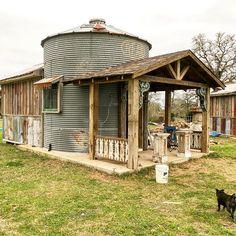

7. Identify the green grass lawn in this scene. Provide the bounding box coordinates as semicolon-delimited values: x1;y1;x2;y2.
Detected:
209;136;236;159
0;134;235;235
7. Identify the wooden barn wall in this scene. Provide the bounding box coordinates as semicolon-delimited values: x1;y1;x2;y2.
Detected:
210;95;235;118
1;78;41;116
1;78;42;146
210;95;236;136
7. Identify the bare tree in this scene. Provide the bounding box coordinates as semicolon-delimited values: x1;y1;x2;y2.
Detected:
192;33;236;82
148;92;164;122
171;90;196;118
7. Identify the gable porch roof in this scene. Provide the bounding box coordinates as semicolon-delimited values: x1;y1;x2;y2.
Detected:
64;50;225;89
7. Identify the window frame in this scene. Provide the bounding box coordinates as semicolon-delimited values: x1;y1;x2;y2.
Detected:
42;81;62;113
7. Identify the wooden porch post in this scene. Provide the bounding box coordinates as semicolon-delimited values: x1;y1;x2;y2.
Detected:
89;83;98;159
143;92;149;150
165;90;171;125
128;79;139;170
201;87;210;153
119;83;127;138
138;107;143;148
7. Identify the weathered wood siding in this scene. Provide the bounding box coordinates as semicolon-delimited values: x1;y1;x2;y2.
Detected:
210;95;236;136
1;78;42;146
1;78;41;116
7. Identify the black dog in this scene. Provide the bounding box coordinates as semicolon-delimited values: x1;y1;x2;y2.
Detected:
216;189;236;219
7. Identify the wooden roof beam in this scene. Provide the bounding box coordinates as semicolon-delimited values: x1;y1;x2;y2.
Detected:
167;64;177;79
179;65;190;80
70;75;128;86
176;60;181;80
149;84;194;92
140;75;208;88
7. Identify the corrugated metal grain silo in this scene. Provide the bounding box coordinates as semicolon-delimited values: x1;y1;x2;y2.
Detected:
41;18;151;152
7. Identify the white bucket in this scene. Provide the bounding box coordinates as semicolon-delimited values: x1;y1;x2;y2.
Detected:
155;164;169;184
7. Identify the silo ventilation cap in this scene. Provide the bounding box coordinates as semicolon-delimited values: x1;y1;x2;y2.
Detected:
89;18;106;25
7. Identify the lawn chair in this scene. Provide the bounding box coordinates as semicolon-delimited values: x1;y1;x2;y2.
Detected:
163;125;178;152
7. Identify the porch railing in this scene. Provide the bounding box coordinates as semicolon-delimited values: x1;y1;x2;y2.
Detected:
95;135;128;163
190;131;202;150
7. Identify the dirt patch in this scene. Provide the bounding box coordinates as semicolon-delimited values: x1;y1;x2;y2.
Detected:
171;158;236;182
89;171;119;183
170;158;210;176
0;217;18;235
207;158;236;182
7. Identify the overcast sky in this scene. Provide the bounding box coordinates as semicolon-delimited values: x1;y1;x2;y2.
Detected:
0;0;235;78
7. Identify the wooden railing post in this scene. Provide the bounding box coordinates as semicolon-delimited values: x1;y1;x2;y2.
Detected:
128;79;139;170
190;131;202;150
89;83;98;159
95;136;128;163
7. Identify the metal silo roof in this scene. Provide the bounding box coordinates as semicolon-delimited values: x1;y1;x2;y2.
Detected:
41;18;152;49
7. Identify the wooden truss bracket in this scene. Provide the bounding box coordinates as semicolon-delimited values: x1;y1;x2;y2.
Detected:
167;60;190;80
196;88;207;111
139;81;150;109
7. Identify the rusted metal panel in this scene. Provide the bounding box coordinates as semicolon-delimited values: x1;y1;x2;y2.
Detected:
3;116;13;141
232;118;236;136
44;127;88;152
225;118;231;135
13;116;23;143
27;117;33;146
3;115;41;146
33;119;41;147
27;117;41;147
216;118;221;133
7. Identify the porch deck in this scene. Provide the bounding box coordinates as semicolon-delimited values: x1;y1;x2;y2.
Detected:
18;145;206;175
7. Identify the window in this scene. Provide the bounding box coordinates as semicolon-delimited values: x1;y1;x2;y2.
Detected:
34;75;63;113
43;83;61;113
